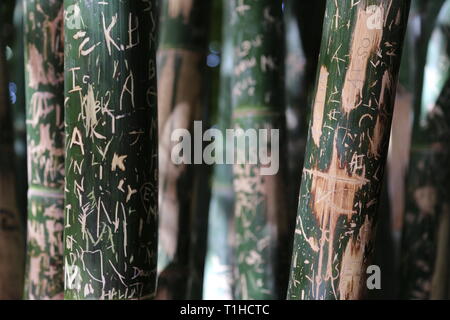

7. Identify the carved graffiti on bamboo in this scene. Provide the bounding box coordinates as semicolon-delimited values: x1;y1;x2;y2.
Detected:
290;1;403;299
64;1;158;299
298;139;369;299
342;6;383;114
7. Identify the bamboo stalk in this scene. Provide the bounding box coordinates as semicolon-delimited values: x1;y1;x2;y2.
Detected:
203;0;235;300
287;0;411;300
400;0;450;299
284;0;327;267
0;9;25;300
64;0;159;300
156;0;212;300
22;0;65;300
230;0;289;300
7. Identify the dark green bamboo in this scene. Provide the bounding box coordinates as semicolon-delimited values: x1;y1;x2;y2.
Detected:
203;0;235;300
156;0;212;300
230;0;289;300
400;0;450;300
0;7;25;299
287;0;410;300
22;0;65;300
64;0;158;300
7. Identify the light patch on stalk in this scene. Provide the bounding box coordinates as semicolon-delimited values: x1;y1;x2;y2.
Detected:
341;5;383;113
33;124;64;157
233;164;265;212
27;219;46;251
157;49;202;135
387;86;413;230
338;215;372;300
45;218;64;257
28;254;44;288
413;186;437;216
311;66;329;146
27;92;54;127
369;70;392;158
42;5;64;61
306;139;368;222
27;44;63;89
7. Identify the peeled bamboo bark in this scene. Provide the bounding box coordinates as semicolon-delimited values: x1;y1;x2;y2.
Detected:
22;0;65;300
400;0;450;299
64;0;159;300
156;0;211;300
0;12;25;300
287;0;410;300
230;0;289;300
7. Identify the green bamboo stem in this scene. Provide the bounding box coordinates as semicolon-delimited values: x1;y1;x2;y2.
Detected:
0;10;25;300
284;0;327;262
203;0;235;300
230;0;289;300
287;0;410;300
400;0;450;299
156;0;212;300
64;0;158;300
22;0;65;300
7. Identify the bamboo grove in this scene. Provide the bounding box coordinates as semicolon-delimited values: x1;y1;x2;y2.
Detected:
2;0;450;301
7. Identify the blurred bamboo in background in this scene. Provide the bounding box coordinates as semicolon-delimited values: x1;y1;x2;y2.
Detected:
156;0;212;300
203;0;236;300
400;0;450;299
229;0;289;300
